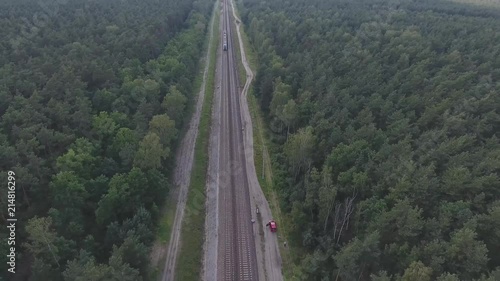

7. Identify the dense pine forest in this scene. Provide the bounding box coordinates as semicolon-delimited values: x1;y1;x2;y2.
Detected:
0;0;213;279
241;0;500;280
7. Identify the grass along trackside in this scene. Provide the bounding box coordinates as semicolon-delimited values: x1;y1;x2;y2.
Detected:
174;5;220;281
155;53;205;247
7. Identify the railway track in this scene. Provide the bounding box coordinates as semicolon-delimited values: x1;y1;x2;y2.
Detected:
217;0;259;279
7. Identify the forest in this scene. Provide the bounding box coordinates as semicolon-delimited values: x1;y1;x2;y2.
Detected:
240;0;500;279
0;0;213;279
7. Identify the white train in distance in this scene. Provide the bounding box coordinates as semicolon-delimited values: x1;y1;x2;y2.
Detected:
223;30;228;51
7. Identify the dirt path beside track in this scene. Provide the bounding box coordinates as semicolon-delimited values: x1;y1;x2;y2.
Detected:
150;5;217;280
229;0;285;280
